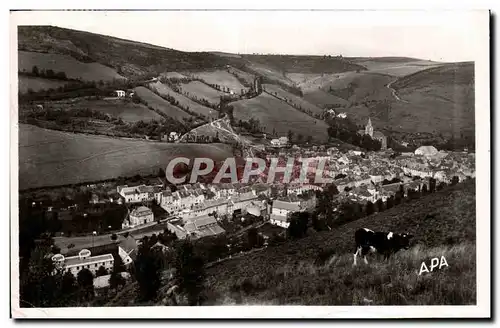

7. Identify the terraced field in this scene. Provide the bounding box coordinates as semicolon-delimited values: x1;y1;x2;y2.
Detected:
227;67;256;85
18;51;126;82
262;84;324;116
161;72;188;79
18;124;233;189
192;70;249;93
47;98;164;123
231;93;329;142
18;75;69;93
133;86;193;121
180;81;226;104
149;81;217;119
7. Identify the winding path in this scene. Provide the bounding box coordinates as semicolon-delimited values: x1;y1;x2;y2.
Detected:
386;79;408;103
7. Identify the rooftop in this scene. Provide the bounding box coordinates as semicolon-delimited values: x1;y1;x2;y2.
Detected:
64;253;114;268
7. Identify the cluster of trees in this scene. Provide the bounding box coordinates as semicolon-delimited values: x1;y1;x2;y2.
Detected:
235;118;262;134
20;106;120;127
23;65;69;80
116;118;188;140
181;133;220;143
328;81;358;100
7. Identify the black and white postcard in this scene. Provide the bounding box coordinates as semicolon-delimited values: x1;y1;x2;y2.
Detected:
9;9;490;319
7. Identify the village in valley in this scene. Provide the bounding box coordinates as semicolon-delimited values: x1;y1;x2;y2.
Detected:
16;21;479;308
20;114;475;300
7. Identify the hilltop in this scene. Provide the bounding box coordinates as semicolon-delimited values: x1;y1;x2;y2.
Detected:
18;26;233;77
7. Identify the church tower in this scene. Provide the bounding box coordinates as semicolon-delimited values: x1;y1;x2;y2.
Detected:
365;117;373;138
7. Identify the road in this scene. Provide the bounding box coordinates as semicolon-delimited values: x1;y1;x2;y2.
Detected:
386;79;408;103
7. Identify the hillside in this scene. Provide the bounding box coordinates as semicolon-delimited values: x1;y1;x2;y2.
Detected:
18;26;233;77
348;57;442;77
149;81;217;119
241;54;367;74
18;124;233;190
205;181;476;305
180;81;226;104
133;86;194;121
44;98;164;123
231;92;329;142
388;62;475;137
18;50;126;82
262;84;324;116
191;70;249;94
18;75;68;93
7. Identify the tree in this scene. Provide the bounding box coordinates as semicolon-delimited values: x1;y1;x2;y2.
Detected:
376;199;384;212
96;266;108;277
61;271;77;295
247;227;263;249
175;240;206;305
287;212;309;239
135;243;162;301
77;268;94;301
365;201;375;216
386;195;395;210
20;245;61;307
429;178;437;193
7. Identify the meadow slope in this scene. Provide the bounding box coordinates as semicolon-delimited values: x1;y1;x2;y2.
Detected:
149;81;217;119
18;51;125;82
263;84;324;116
231;93;329;142
133;86;193;121
205;181;476;305
18;124;233;189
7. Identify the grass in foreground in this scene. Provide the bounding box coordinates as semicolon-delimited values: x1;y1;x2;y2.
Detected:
217;243;476;305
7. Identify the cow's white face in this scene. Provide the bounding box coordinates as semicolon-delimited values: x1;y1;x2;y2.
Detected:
400;233;413;249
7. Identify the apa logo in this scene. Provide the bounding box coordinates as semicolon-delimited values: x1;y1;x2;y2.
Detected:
419;256;449;275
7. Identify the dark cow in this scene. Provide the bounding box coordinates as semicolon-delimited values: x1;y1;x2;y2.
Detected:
353;228;413;265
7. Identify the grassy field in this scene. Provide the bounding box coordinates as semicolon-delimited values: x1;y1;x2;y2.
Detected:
161;72;188;79
133;86;193;121
350;58;442;77
18;51;125;82
46;98;164;123
180;81;226;104
192;70;249;93
149;82;217;119
246;63;296;88
262;84;324;116
303;89;349;109
18;75;69;93
227;67;256;85
388;62;475;137
205;181;476;305
231;92;329;142
18;124;233;189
